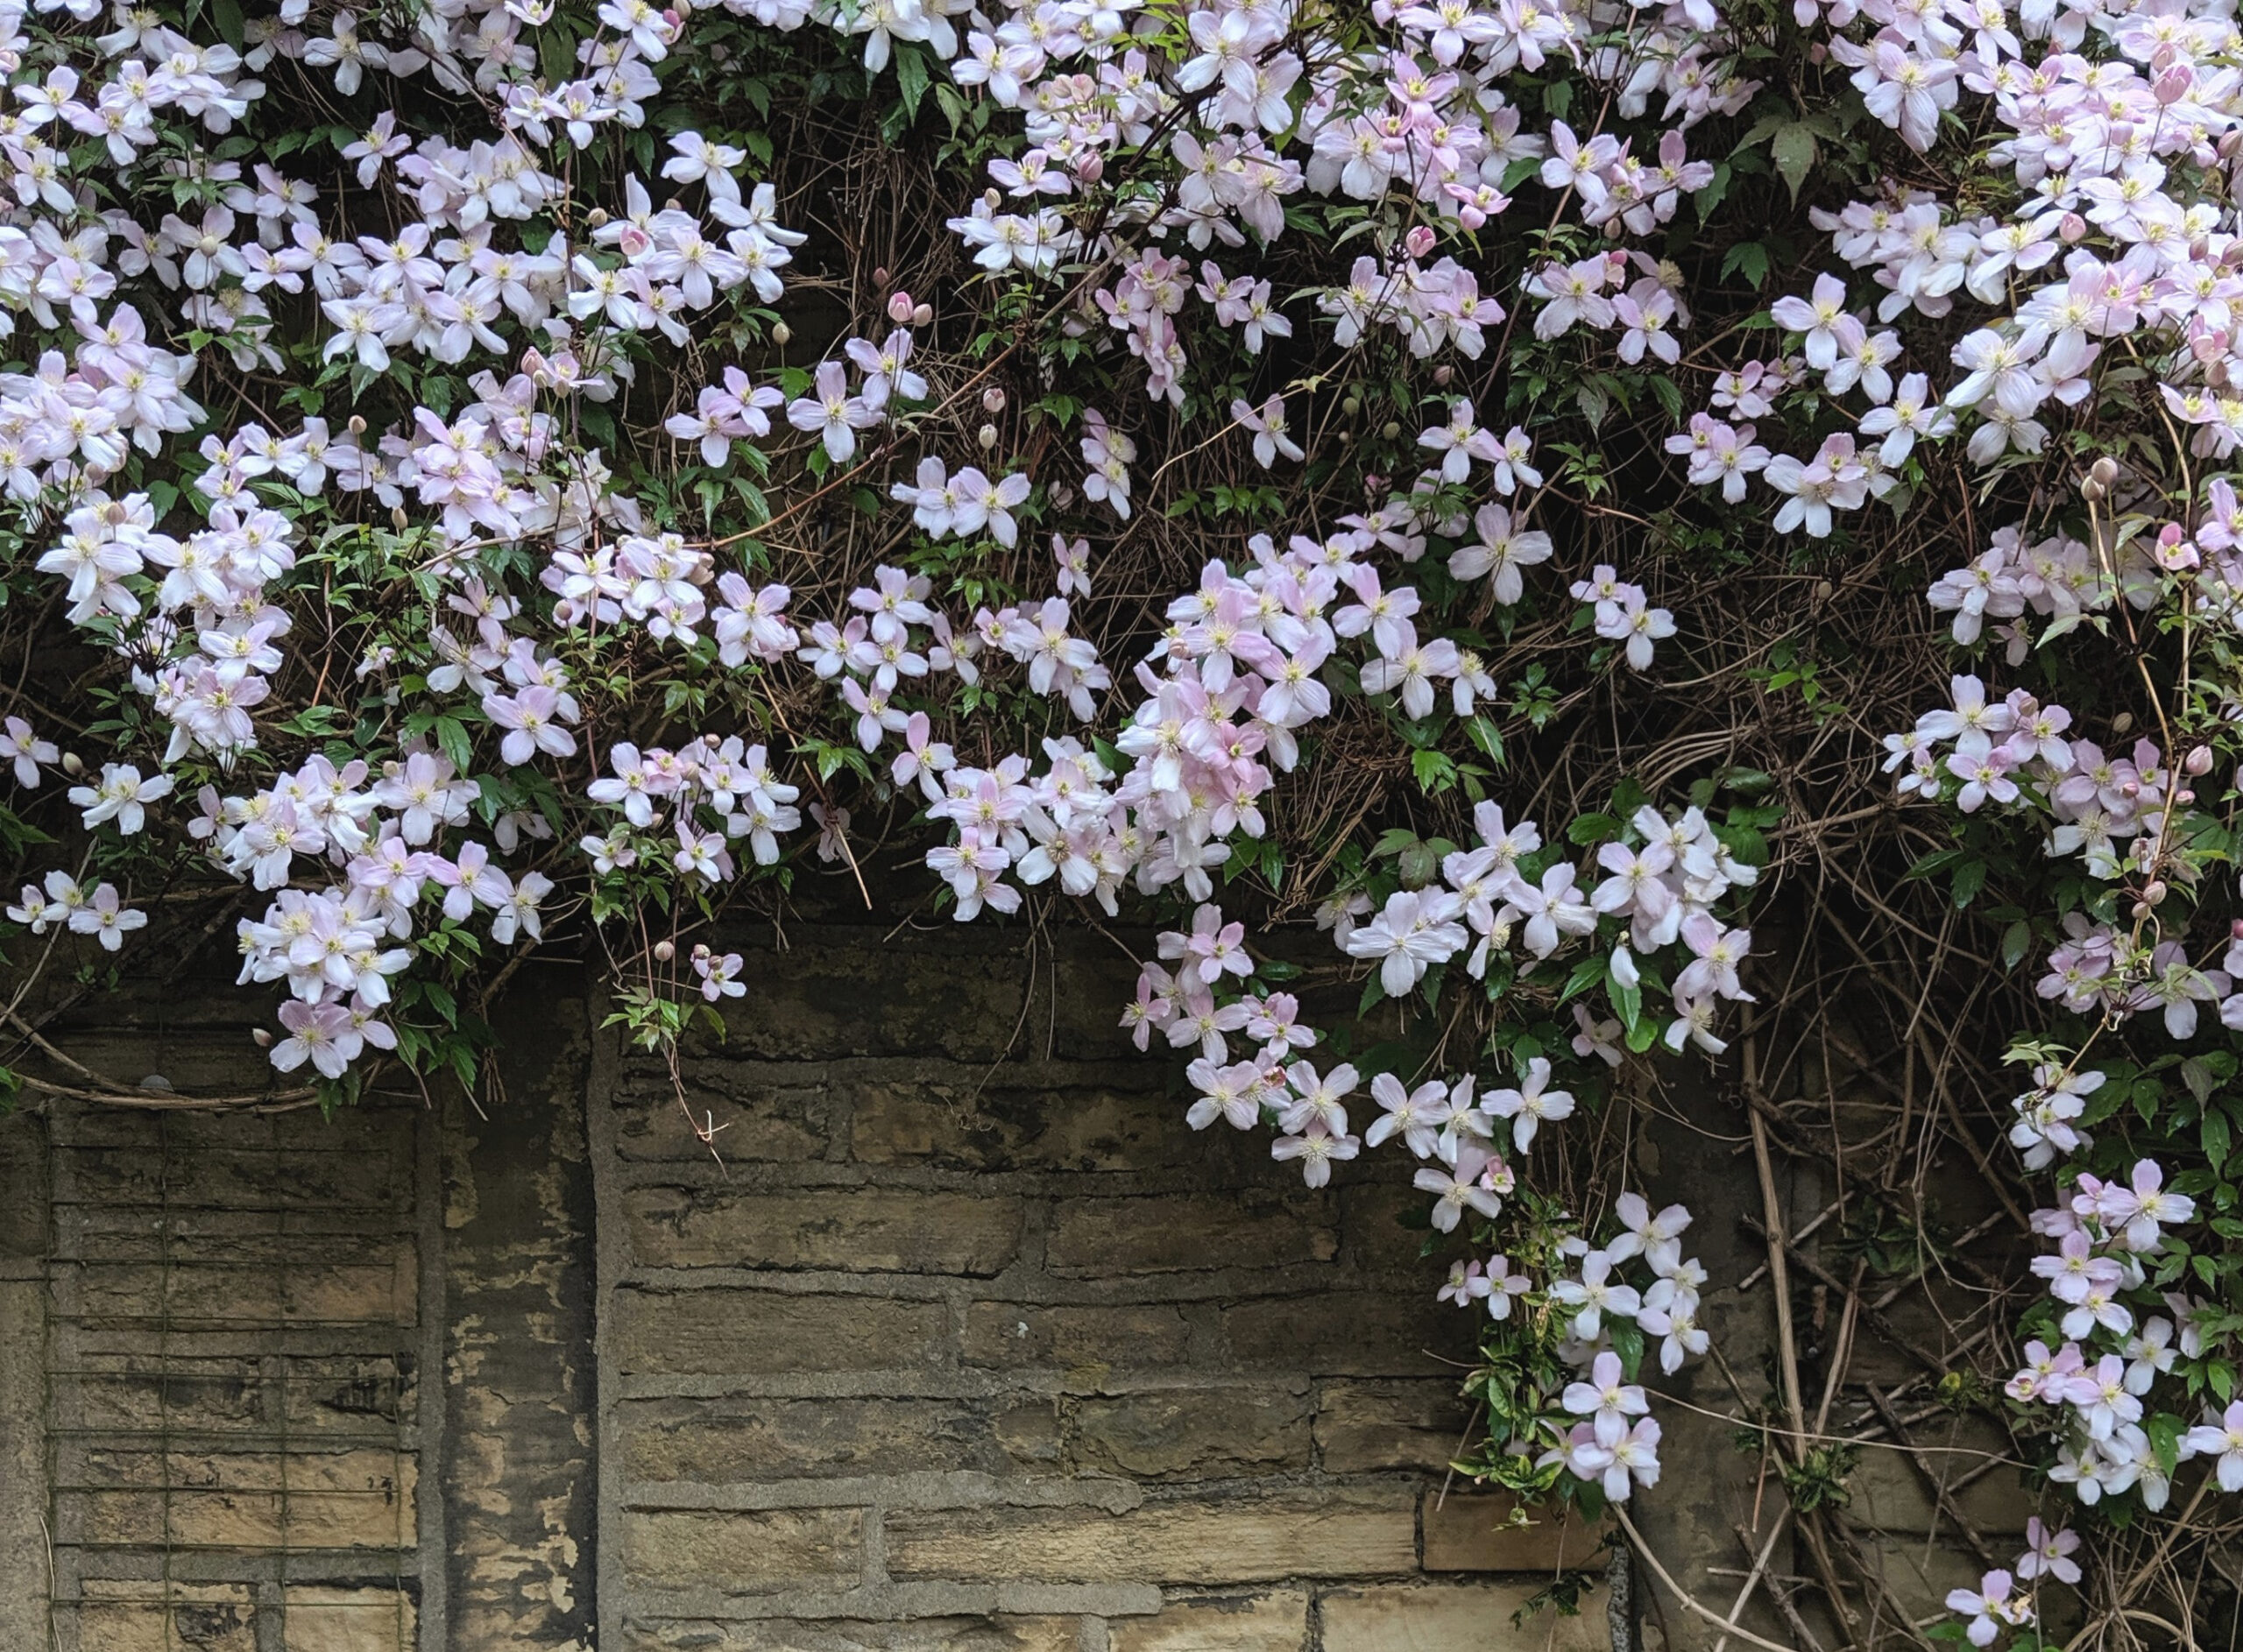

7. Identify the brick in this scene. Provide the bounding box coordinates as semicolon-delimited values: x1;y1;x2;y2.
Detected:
620;1507;864;1591
1316;1583;1610;1651
612;1288;949;1375
1419;1493;1608;1572
0;1284;45;1648
1313;1380;1472;1473
885;1490;1416;1585
618;1394;1060;1482
282;1588;419;1652
74;1581;256;1652
626;1187;1024;1275
1109;1590;1309;1651
1045;1195;1338;1275
1072;1387;1313;1479
962;1302;1191;1374
619;1616;1081;1651
1222;1293;1466;1376
848;1076;1184;1172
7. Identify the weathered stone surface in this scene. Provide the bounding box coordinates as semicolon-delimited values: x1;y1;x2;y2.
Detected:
1419;1493;1607;1573
74;1253;418;1327
961;1302;1191;1373
1221;1293;1463;1376
1107;1590;1309;1651
1313;1380;1472;1473
619;1507;865;1591
282;1587;420;1652
614;1288;951;1375
73;1449;417;1550
884;1491;1417;1584
619;1615;1080;1651
616;1070;831;1162
1316;1583;1610;1651
1071;1386;1313;1479
1846;1428;2034;1536
847;1075;1182;1173
619;1394;1060;1483
74;1581;257;1652
626;1186;1025;1275
1045;1195;1338;1275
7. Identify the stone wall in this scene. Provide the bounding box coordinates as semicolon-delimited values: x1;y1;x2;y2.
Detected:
0;906;1622;1652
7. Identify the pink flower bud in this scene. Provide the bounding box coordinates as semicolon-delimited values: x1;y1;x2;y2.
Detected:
251;1027;272;1048
887;290;915;324
2059;212;2087;244
911;302;933;327
2155;64;2194;105
1433;364;1453;386
2186;745;2214;775
1404;224;1436;259
1076;151;1104;184
619;225;651;257
653;939;676;962
983;386;1007;413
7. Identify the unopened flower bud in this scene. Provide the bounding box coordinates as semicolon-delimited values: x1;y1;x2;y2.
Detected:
2177;787;2196;805
251;1027;272;1048
912;302;933;328
978;423;999;451
887;290;915;324
2133;899;2154;921
60;752;81;776
587;208;609;228
1405;224;1435;259
2143;879;2169;907
347;415;367;436
692;942;711;960
982;386;1007;413
1380;420;1401;441
2186;745;2215;775
771;321;791;347
873;266;890;290
1341;396;1361;418
1815;579;1834;602
653;939;676;963
1076;151;1103;184
2112;711;2135;734
2091;456;2119;488
1433;364;1453;386
2081;478;2106;503
2059;212;2087;243
392;505;409;531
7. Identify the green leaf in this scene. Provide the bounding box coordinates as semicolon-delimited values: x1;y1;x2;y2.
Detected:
895;41;931;119
1566;812;1619;847
1771;124;1817;203
1950;859;1988;908
2000;920;2032;970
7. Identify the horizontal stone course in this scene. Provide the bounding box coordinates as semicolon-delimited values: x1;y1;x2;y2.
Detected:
612;1288;951;1376
620;1507;867;1592
883;1490;1418;1584
626;1187;1026;1275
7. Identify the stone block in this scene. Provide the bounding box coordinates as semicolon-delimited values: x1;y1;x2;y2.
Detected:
72;1448;416;1550
626;1187;1024;1275
1846;1427;2034;1536
619;1507;865;1592
1108;1589;1309;1651
616;1067;831;1162
619;1616;1082;1651
885;1490;1416;1584
1071;1387;1313;1479
618;1394;1061;1483
1313;1380;1472;1473
1222;1293;1466;1376
1046;1195;1338;1275
1419;1492;1608;1572
612;1288;950;1375
961;1303;1191;1375
847;1075;1184;1173
74;1581;256;1652
281;1587;419;1652
1317;1582;1610;1651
